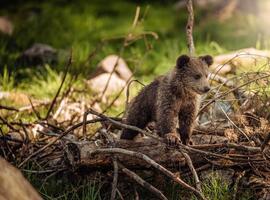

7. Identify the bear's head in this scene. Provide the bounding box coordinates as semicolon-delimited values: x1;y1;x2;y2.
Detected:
175;54;213;95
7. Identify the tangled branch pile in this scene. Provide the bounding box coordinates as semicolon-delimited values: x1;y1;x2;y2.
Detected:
1;52;270;199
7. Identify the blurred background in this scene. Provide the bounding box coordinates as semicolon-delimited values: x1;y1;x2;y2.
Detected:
1;0;270;111
1;0;270;73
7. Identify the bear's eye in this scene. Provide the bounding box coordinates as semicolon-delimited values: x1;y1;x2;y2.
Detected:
194;74;202;80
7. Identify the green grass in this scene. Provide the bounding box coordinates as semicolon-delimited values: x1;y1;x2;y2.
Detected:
0;65;15;91
166;172;253;200
24;169;253;200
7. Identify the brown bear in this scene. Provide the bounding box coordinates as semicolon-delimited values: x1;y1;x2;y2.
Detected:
120;54;213;145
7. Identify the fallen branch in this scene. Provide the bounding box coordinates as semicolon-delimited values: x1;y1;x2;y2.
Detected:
89;148;206;200
121;164;168;200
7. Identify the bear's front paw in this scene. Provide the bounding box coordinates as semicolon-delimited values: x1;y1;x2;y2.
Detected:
165;132;181;146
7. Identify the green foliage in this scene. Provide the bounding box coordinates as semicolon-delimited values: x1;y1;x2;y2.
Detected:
201;173;230;200
24;164;102;200
19;65;72;99
0;66;15;91
166;173;253;200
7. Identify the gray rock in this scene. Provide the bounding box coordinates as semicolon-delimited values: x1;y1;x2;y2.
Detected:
87;73;126;99
90;55;133;81
17;43;57;66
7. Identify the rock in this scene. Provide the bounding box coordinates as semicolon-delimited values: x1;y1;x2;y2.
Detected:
0;16;13;35
91;55;132;81
0;91;30;106
87;73;126;97
212;48;270;75
17;43;58;66
209;63;232;75
0;158;43;200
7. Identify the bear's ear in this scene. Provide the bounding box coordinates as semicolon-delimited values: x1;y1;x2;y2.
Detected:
200;55;213;66
176;55;190;68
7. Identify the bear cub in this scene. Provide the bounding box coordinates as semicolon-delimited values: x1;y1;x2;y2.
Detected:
121;54;213;145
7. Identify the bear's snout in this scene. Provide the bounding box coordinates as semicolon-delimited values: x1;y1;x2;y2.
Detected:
203;86;210;93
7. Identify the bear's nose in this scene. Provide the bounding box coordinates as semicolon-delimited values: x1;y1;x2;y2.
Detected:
203;86;210;93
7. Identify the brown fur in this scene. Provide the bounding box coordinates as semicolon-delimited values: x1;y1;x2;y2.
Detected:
121;54;213;144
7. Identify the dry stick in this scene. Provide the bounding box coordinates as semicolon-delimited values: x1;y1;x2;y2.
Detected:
185;0;204;196
0;116;20;132
88;109;161;141
90;148;205;200
132;6;141;28
116;189;125;200
198;73;270;115
218;104;250;141
18;118;107;168
110;159;119;200
209;73;235;88
121;166;168;200
186;0;195;55
45;49;72;120
98;7;142;104
18;100;51;112
0;105;18;112
27;96;41;120
193;143;260;153
98;54;122;102
125;79;145;112
102;75;133;114
181;151;202;193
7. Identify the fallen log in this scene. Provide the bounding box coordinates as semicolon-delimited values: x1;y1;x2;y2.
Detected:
64;133;263;170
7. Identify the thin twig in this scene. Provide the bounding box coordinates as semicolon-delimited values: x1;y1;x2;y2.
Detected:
120;164;168;200
218;104;250;141
45;49;72;119
181;151;203;193
18;118;107;168
0;105;18;112
27;96;41;120
186;0;195;55
198;73;270;115
110;158;119;200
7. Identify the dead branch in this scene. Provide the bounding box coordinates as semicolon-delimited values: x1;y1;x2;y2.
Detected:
186;0;195;55
121;165;168;200
0;105;18;112
181;151;203;193
18;118;107;168
88;148;206;200
198;73;270;115
110;158;119;200
45;49;72;120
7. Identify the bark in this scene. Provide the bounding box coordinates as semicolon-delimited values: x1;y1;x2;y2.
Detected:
65;134;228;169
